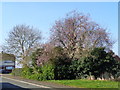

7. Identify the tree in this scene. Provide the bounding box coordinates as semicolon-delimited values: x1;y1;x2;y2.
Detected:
36;43;55;66
3;24;41;67
35;43;68;66
50;10;113;59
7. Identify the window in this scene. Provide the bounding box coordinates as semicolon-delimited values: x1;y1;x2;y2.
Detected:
6;66;14;70
4;61;14;63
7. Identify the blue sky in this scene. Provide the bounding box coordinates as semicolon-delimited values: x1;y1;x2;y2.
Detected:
1;2;118;55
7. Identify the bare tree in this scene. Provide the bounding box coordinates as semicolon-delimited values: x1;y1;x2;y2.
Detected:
3;24;41;67
50;10;113;59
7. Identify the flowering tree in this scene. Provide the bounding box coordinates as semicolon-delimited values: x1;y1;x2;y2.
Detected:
50;10;113;59
36;43;54;66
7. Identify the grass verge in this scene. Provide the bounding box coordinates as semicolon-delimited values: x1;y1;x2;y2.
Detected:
47;79;119;88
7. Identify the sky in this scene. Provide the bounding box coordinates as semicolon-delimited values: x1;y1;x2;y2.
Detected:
0;2;118;56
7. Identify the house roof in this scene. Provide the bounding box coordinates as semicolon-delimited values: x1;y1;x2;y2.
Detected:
0;52;15;61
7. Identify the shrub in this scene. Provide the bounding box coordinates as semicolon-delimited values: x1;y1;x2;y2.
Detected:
21;46;120;81
69;59;84;79
41;62;55;80
70;47;120;79
28;73;42;80
12;68;23;76
21;67;33;79
53;56;72;80
20;63;55;81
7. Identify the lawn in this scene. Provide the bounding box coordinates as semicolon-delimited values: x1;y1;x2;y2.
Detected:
48;79;119;88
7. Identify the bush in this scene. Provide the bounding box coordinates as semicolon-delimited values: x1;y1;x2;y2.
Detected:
53;56;72;80
28;73;42;80
12;68;23;76
41;63;55;80
19;63;55;81
16;47;120;81
21;67;33;79
69;48;120;80
69;59;84;79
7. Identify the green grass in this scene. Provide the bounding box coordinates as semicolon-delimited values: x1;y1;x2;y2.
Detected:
48;79;119;88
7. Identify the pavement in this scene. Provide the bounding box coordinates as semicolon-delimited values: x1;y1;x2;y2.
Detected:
0;74;77;90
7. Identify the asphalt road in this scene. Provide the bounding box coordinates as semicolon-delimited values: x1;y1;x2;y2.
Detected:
0;75;52;90
0;74;78;90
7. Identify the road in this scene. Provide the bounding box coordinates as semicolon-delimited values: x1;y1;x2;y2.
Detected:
0;75;51;90
0;74;75;90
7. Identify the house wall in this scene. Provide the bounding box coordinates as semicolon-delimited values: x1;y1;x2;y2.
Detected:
0;52;15;72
